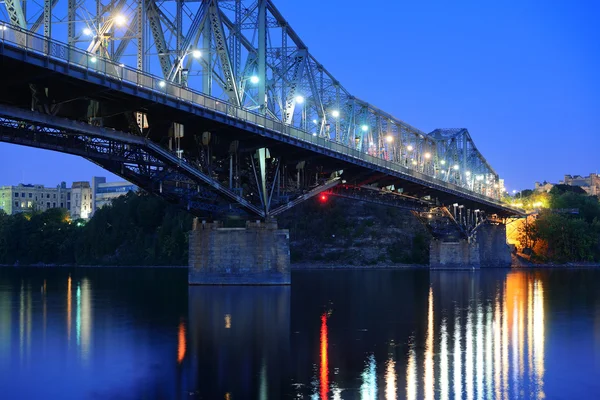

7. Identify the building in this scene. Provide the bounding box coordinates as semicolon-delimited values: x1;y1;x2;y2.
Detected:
70;181;93;219
0;177;137;218
91;177;137;215
534;181;554;193
560;173;600;196
0;182;70;215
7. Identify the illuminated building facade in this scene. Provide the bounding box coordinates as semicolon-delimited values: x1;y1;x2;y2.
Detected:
0;182;70;215
560;173;600;196
0;177;136;219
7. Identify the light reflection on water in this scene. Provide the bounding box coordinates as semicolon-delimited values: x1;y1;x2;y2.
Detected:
306;271;547;399
0;268;598;399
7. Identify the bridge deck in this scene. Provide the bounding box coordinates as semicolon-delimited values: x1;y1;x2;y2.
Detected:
0;26;522;218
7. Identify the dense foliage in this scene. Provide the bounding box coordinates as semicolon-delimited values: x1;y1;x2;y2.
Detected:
0;191;429;266
278;197;430;265
518;187;600;263
0;192;193;266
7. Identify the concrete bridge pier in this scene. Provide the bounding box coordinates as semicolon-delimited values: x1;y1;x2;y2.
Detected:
188;219;291;285
429;223;511;269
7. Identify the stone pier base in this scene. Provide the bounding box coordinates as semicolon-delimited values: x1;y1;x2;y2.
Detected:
430;240;480;269
188;219;291;285
429;223;511;269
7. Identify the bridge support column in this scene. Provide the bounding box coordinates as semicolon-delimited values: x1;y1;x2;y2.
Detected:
188;219;290;285
429;223;511;269
430;239;480;269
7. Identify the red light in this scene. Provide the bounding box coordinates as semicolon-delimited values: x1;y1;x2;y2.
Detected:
320;194;327;202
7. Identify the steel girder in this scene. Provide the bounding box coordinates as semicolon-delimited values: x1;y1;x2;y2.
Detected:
3;0;26;28
0;0;507;204
0;105;262;218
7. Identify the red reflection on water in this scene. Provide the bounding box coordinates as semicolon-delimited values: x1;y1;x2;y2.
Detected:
177;321;186;364
320;313;329;399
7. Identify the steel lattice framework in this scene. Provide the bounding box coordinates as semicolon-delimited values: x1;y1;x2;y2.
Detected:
0;0;505;200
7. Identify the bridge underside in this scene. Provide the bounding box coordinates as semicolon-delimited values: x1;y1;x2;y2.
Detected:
0;47;518;229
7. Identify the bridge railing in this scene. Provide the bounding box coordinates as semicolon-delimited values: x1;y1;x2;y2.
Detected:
0;23;510;210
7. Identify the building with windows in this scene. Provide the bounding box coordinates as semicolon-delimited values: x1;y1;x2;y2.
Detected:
559;173;600;196
70;181;93;219
0;177;137;218
0;182;70;215
91;177;137;215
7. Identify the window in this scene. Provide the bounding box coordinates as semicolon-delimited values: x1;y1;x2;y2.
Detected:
53;194;56;199
46;202;50;208
21;202;25;208
67;202;71;209
21;193;25;197
14;193;18;198
67;193;71;200
15;201;18;207
46;194;50;199
27;201;32;208
60;203;63;208
28;193;32;198
84;195;87;200
52;202;56;208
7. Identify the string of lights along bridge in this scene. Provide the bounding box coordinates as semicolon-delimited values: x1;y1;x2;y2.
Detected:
0;0;515;220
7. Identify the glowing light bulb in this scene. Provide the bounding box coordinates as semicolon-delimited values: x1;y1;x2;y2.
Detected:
114;14;127;27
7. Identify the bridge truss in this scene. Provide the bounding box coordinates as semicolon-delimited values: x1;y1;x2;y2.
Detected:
0;0;505;200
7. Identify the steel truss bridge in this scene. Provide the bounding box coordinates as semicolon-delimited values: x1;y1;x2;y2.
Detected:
0;0;521;239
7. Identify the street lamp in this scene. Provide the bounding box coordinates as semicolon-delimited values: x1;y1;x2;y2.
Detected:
406;145;413;151
114;14;127;27
331;110;340;118
83;27;93;36
361;125;369;132
250;75;260;84
385;135;393;143
171;49;202;85
295;95;305;104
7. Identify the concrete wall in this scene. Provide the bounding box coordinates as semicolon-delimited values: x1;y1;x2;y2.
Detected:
430;222;511;269
475;223;512;268
430;240;480;269
189;220;291;285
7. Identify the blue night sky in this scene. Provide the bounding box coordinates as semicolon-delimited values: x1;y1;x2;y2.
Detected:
0;0;598;192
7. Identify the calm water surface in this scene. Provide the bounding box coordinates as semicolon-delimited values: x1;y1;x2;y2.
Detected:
0;267;599;399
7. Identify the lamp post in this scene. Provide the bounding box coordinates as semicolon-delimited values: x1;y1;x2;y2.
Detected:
172;49;202;86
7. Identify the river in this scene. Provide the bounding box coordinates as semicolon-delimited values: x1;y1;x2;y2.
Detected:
0;267;599;399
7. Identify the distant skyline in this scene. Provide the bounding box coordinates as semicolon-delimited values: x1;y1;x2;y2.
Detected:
0;0;598;192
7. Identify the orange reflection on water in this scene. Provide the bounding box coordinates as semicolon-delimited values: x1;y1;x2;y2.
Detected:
406;342;417;400
385;356;397;400
177;321;186;364
320;313;329;400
